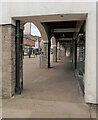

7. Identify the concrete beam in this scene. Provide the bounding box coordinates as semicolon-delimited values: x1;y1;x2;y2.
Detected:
73;21;84;40
58;38;72;41
53;28;79;33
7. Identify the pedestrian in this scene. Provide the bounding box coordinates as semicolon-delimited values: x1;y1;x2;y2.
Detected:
35;51;37;57
29;48;32;58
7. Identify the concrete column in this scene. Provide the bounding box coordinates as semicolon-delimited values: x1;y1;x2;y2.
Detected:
62;46;65;58
42;41;48;68
59;43;62;59
71;38;77;69
60;44;64;58
66;47;71;56
70;45;73;62
57;41;60;60
1;25;16;98
52;37;57;62
60;44;62;58
53;45;57;62
63;46;65;57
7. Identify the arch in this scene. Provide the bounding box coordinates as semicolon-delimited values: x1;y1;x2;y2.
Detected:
24;22;41;37
22;20;48;42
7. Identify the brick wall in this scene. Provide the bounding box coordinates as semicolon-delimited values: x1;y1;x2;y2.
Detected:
1;25;16;98
41;42;48;68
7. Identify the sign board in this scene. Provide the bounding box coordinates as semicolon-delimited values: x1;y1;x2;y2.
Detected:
35;39;39;48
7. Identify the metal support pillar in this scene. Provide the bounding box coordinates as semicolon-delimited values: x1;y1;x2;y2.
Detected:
15;20;21;94
56;40;57;62
70;44;73;61
75;39;77;69
20;29;23;89
59;42;61;59
72;40;74;63
65;47;66;56
48;29;51;68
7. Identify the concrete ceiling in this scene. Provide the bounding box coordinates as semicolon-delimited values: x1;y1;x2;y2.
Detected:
13;14;86;42
43;20;85;43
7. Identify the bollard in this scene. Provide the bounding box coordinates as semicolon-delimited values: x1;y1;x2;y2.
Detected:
40;53;43;68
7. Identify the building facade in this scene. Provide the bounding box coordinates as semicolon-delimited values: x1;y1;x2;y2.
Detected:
0;2;97;104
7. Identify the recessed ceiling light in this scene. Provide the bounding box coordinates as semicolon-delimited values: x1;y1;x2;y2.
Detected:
63;34;65;37
61;15;63;17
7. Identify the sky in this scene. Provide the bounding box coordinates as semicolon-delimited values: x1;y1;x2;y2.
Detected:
31;23;41;37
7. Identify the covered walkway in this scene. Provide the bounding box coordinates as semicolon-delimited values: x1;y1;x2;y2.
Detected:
2;56;96;118
23;56;83;102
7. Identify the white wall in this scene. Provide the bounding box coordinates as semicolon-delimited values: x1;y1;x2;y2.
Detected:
0;2;95;24
85;9;96;103
96;2;98;103
0;2;97;103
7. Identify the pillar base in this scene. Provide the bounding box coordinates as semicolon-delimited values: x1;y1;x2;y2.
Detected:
15;87;21;94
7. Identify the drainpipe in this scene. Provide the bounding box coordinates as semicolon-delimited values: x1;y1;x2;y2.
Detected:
15;20;21;94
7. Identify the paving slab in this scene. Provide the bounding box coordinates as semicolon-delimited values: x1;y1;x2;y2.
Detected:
2;98;90;118
2;56;91;118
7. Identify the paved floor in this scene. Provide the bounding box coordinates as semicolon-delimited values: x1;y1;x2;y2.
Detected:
2;56;96;118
